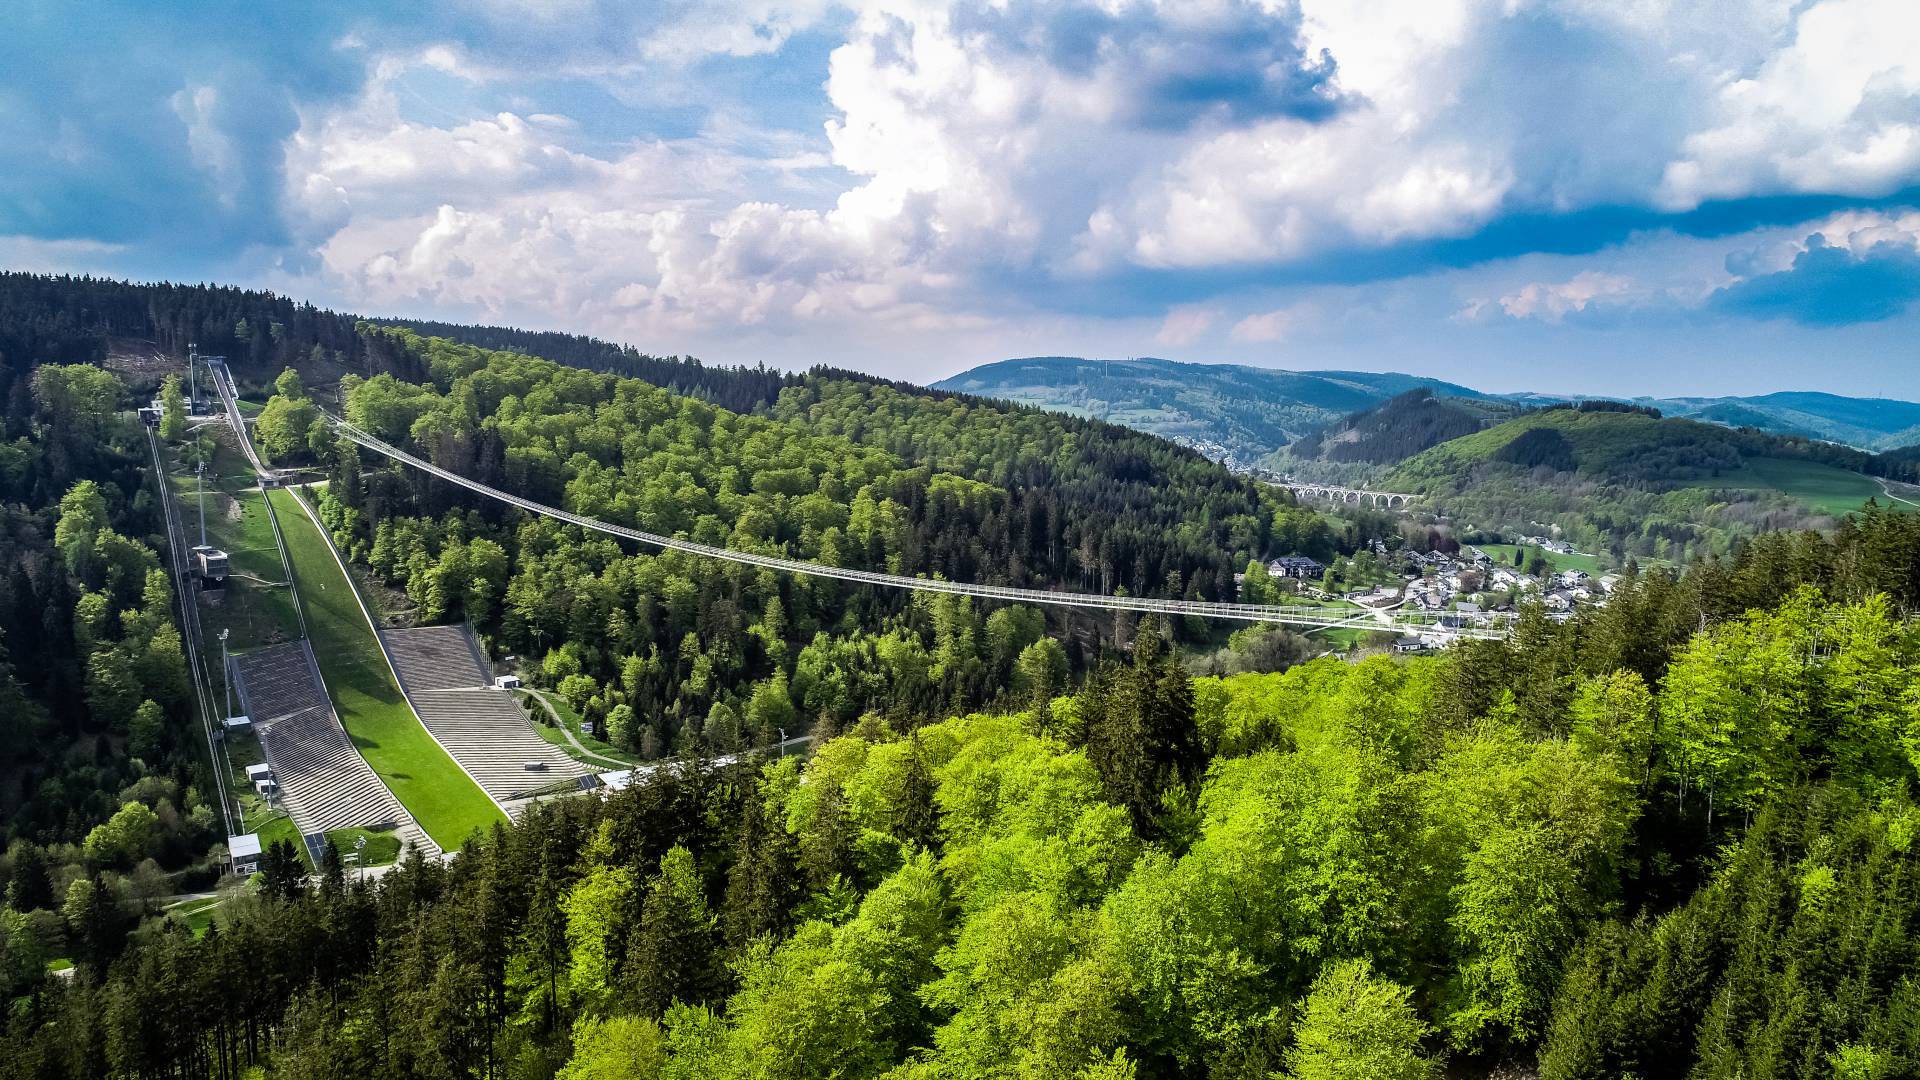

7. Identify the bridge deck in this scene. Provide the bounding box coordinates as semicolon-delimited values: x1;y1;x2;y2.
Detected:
326;414;1509;640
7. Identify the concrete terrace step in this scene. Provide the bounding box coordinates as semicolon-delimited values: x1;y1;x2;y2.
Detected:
381;625;592;808
379;624;492;691
232;640;437;855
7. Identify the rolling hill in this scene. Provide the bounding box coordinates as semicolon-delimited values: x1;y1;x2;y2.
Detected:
1649;391;1920;451
1388;403;1906;561
935;356;1920;466
1281;388;1523;469
930;356;1487;467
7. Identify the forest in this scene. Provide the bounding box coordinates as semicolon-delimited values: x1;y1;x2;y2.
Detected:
5;273;1920;1078
1281;389;1514;467
6;505;1920;1078
1387;403;1920;564
282;328;1342;757
0;361;221;1016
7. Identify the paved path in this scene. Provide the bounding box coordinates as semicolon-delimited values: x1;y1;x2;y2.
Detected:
1877;478;1920;508
520;688;633;769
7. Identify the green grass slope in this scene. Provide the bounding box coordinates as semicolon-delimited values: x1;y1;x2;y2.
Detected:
267;486;504;848
1693;456;1887;517
1390;405;1899;562
1476;542;1605;576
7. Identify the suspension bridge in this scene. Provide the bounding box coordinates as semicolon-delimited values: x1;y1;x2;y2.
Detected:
320;413;1515;641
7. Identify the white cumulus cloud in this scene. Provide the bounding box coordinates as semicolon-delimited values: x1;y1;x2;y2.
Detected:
267;0;1920;364
1660;0;1920;209
1466;271;1637;323
1155;305;1219;346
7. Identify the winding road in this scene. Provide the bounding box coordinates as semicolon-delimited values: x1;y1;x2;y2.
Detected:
518;688;633;770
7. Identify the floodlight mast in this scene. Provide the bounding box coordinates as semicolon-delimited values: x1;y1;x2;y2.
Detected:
220;629;232;721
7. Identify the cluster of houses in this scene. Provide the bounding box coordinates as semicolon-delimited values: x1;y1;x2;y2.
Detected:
1396;545;1618;612
1516;534;1581;556
1247;544;1619;616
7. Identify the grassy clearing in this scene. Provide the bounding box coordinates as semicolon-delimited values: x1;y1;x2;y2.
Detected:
266;486;505;849
522;689;639;765
1689;457;1888;518
167;898;223;938
1478;543;1605;576
327;826;402;867
1312;627;1367;650
254;814;308;869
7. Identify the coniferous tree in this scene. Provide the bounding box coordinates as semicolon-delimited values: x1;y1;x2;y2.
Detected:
625;846;720;1018
319;838;345;900
722;791;804;953
1080;616;1204;835
522;857;570;1040
261;840;306;902
801;783;858;895
6;844;54;910
893;743;940;851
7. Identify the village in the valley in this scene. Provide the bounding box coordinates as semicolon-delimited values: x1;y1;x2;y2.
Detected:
1240;532;1619;651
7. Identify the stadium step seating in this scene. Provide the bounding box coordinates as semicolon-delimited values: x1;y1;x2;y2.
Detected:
382;625;591;805
378;624;491;691
233;641;441;857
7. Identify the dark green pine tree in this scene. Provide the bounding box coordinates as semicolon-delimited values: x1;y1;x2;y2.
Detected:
1080;616;1204;836
68;874;129;980
1139;627;1204;791
261;840;306;902
465;832;518;1078
5;843;54;910
521;859;569;1041
319;838;346;901
801;783;858;895
722;791;805;954
891;742;940;852
1510;604;1578;740
1081;662;1152;834
625;849;720;1018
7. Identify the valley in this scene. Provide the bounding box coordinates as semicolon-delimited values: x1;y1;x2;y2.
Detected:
941;353;1920;459
5;276;1920;1080
7;7;1920;1075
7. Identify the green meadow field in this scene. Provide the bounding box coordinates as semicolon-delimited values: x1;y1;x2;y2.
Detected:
267;487;504;848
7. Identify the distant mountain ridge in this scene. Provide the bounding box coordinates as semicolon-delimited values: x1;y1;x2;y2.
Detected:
932;356;1487;467
1649;392;1920;451
935;355;1920;462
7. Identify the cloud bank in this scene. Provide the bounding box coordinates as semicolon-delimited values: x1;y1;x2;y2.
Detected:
3;0;1919;393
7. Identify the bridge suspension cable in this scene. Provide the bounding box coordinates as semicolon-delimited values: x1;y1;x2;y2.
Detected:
323;414;1513;639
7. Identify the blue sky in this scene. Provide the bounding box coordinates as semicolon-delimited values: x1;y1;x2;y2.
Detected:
4;0;1919;397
